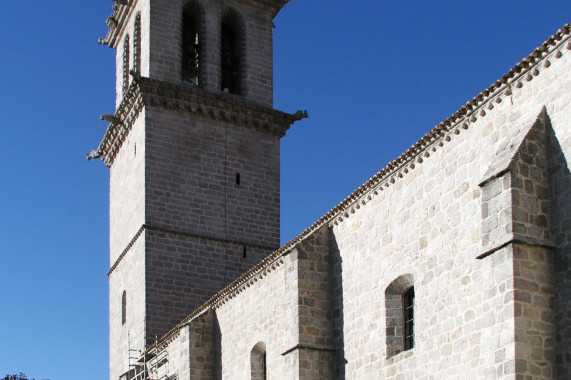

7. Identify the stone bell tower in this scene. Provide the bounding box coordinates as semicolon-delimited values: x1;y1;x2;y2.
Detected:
92;0;304;378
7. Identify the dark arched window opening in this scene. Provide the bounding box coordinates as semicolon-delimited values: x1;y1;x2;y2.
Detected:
250;342;266;380
403;287;415;351
182;3;201;84
220;11;243;94
133;13;141;75
122;35;130;95
385;274;414;358
121;290;127;325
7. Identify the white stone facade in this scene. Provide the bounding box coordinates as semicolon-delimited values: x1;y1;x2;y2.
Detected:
94;1;571;379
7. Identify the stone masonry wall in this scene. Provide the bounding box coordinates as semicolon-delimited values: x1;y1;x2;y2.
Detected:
114;0;151;108
329;42;571;379
145;229;270;341
108;1;286;377
144;33;570;380
295;226;335;379
513;243;555;379
144;105;281;249
148;0;275;106
206;226;332;379
546;96;571;377
109;113;145;264
479;109;551;257
108;71;147;380
148;309;217;380
109;233;146;380
140;96;284;341
482;112;557;378
214;248;300;379
106;4;571;378
142;327;190;380
510;113;551;247
149;226;333;380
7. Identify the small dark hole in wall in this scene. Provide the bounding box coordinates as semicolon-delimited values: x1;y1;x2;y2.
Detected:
243;245;247;258
134;143;136;156
236;173;241;185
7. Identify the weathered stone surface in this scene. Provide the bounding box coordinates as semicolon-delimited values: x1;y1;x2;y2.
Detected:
100;1;571;379
107;1;293;379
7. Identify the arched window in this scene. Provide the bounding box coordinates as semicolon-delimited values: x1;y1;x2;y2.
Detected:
220;10;243;95
385;274;414;358
181;2;202;84
122;35;130;95
250;342;266;380
121;290;127;325
133;13;141;75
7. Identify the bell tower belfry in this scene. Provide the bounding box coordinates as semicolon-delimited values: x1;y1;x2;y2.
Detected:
93;0;304;378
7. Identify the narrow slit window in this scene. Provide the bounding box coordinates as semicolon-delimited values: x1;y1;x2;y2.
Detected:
133;13;141;75
122;35;130;94
236;173;241;185
403;287;414;351
242;245;247;258
182;4;200;84
121;290;127;325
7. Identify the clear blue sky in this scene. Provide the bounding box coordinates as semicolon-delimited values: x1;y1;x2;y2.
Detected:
1;1;569;379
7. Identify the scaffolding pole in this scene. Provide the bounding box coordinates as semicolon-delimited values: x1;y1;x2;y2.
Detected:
128;328;147;380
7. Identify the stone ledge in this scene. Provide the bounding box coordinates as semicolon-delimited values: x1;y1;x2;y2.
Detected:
477;235;555;260
281;343;335;356
479;109;547;188
107;223;279;276
96;77;305;167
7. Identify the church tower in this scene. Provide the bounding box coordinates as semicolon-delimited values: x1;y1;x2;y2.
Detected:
93;0;303;378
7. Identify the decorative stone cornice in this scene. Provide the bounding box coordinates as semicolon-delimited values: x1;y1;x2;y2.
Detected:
323;23;571;228
107;224;280;276
99;0;138;48
155;329;179;352
150;226;325;351
96;78;143;167
147;22;571;351
96;77;306;167
107;225;144;276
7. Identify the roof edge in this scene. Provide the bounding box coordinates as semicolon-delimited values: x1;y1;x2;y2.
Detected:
148;22;571;352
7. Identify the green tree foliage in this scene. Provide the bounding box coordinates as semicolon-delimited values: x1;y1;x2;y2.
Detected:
3;373;34;380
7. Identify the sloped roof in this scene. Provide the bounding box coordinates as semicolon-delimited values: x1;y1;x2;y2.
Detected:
479;107;547;187
151;23;571;349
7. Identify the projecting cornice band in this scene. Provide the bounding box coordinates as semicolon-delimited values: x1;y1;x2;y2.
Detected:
95;77;306;167
476;237;556;260
107;224;279;276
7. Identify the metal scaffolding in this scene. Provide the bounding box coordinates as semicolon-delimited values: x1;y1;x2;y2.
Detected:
127;330;171;380
128;329;147;380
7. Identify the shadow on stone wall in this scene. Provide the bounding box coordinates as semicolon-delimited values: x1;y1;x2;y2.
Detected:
330;232;347;379
214;313;222;380
546;117;571;379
